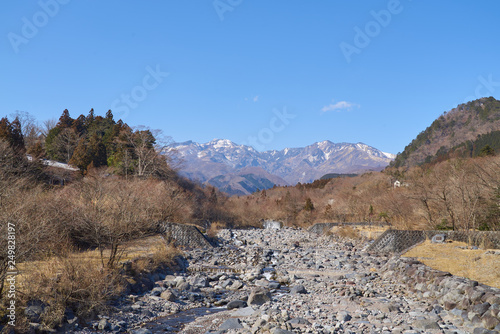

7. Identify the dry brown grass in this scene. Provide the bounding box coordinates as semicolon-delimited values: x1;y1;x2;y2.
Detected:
18;256;124;329
403;240;500;289
356;225;390;240
329;226;361;239
12;236;180;331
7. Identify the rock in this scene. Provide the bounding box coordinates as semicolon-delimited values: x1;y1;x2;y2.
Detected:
288;317;311;325
482;315;500;330
290;284;307;294
232;306;256;317
336;311;352;322
24;300;45;323
218;318;243;330
159;289;175;301
131;329;153;334
272;329;294;334
64;309;78;325
413;319;441;330
116;321;128;328
192;276;209;288
230;280;243;290
227;300;248;310
221;279;233;288
98;319;110;331
248;287;271;305
150;287;164;296
269;282;281;289
473;328;496;334
470;291;486;303
472;302;491;316
176;281;191;291
378;303;401;313
255;278;270;287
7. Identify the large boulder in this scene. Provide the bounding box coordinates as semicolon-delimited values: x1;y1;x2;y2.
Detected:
248;287;271;306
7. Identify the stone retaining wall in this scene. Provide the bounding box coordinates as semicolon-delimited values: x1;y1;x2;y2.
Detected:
382;257;500;330
159;222;213;248
367;230;500;254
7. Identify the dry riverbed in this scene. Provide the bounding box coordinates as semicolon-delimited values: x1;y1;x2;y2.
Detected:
69;227;500;334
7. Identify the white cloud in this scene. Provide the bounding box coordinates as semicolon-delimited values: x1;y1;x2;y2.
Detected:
321;100;359;113
253;95;259;102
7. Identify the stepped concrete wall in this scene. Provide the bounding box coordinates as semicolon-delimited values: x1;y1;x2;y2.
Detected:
367;230;500;254
159;222;213;248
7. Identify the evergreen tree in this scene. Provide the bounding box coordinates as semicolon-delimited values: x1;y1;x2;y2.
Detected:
479;144;495;157
85;108;95;128
70;138;92;171
57;109;73;128
72;115;87;135
304;198;314;211
105;109;113;120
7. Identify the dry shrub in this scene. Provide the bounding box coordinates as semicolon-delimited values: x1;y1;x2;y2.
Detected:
206;221;226;239
126;241;182;278
18;255;124;329
151;241;181;268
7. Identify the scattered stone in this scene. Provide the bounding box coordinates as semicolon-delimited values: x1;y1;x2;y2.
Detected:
131;329;153;334
288;317;311;325
272;329;294;334
473;302;491;316
98;319;111;331
160;289;176;302
24;300;45;323
413;319;441;330
248;287;271;305
227;300;247;310
232;306;256;317
336;311;352;322
67;227;500;334
218;317;243;330
290;284;307;294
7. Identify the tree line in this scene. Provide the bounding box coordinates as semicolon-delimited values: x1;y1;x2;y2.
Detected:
1;109;174;178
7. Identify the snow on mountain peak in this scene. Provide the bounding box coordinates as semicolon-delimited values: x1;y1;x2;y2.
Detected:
209;139;237;149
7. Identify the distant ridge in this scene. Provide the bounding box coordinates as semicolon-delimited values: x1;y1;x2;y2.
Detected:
169;139;394;195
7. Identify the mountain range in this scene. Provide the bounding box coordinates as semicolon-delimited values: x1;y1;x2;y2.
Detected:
169;140;395;195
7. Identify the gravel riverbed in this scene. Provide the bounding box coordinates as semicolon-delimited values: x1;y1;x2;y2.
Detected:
69;227;500;334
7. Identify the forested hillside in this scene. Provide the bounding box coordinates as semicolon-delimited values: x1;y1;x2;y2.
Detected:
392;97;500;168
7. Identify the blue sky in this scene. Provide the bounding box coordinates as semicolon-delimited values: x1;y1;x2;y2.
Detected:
1;1;499;154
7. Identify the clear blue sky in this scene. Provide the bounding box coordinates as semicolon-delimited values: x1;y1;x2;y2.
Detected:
2;1;499;154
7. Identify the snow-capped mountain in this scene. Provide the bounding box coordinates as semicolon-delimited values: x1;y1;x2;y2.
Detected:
169;139;394;195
